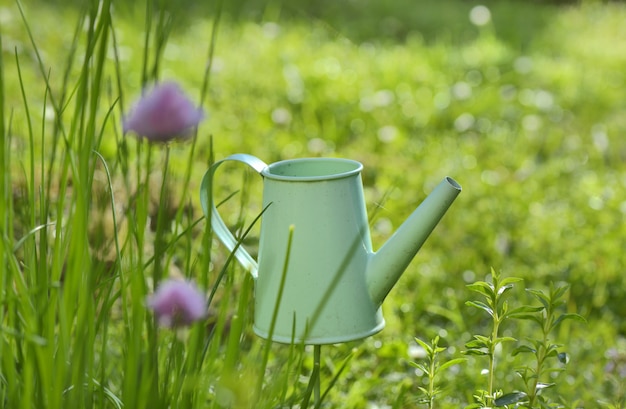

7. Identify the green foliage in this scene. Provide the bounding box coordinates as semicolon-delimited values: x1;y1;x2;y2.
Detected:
511;284;586;408
412;336;467;408
464;268;528;407
462;271;585;409
1;0;625;407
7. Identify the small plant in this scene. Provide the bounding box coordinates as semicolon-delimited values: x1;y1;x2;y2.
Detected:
411;336;466;409
463;268;535;408
511;283;586;408
464;269;585;408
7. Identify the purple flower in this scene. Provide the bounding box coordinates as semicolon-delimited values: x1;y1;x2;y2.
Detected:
123;81;204;142
147;279;207;327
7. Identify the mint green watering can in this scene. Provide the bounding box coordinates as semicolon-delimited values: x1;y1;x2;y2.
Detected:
200;154;461;345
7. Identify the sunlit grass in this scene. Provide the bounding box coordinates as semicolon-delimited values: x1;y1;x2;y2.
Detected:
1;0;626;407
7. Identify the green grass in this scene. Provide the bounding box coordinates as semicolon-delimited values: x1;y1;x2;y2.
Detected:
1;0;626;407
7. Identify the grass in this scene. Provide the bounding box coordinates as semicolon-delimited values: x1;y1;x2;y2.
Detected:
1;0;626;407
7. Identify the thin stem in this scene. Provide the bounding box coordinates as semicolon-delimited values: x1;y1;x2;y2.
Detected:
528;304;552;407
488;318;498;404
314;344;321;408
141;0;152;88
199;0;223;107
153;144;171;287
428;352;436;409
256;225;295;400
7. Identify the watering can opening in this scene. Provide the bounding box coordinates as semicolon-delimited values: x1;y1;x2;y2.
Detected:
262;157;363;181
444;176;462;191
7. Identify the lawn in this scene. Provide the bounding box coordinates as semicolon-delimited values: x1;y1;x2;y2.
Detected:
1;0;625;407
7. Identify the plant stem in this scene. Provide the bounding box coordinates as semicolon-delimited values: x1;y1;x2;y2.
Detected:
528;302;552;407
314;344;321;408
488;318;498;404
428;351;436;409
153;144;171;287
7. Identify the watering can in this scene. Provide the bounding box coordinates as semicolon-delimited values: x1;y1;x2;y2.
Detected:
200;154;461;345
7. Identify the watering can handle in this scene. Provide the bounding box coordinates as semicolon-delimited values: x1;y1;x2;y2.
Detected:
199;153;268;279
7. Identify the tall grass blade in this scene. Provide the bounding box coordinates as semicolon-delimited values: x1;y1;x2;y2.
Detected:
256;224;296;400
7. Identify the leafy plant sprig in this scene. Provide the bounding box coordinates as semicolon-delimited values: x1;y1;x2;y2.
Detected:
511;283;586;408
463;268;542;408
411;336;466;409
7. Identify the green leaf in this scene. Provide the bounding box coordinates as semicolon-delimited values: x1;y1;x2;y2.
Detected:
463;348;490;356
515;367;536;381
551;313;587;331
550;283;570;302
465;300;494;317
550;298;568;310
438;358;467;372
536;382;556;390
496;283;516;297
494;336;517;346
494;391;528;406
506;305;545;318
512;345;536;356
409;362;429;375
467;281;495;298
499;277;524;288
414;337;433;355
465;335;490;349
417;386;429;395
501;299;509;315
526;288;550;309
545;344;563;358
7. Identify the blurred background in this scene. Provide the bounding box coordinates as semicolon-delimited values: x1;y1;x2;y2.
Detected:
2;0;625;406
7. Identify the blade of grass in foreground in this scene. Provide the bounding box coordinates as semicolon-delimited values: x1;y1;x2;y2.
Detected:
1;27;15;405
13;0;123;408
255;225;295;401
0;28;8;402
0;29;17;407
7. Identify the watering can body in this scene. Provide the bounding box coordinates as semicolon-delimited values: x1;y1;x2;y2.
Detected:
200;154;461;345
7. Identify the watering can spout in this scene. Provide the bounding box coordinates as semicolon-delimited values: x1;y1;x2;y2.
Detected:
366;177;462;306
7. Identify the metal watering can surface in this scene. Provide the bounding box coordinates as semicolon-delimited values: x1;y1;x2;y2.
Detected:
200;154;461;345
